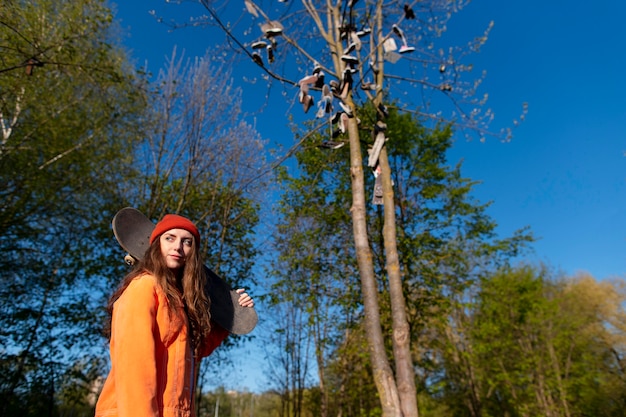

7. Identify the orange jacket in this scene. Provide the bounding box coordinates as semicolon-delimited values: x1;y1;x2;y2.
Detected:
95;274;229;417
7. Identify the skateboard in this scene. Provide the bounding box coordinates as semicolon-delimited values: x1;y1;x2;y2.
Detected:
112;207;258;335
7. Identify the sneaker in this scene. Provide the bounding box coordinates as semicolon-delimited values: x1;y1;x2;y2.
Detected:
302;95;314;113
392;24;403;38
299;82;309;100
378;103;389;118
404;4;415;19
360;81;378;91
316;105;325;119
315;71;325;89
369;60;379;74
251;40;267;49
356;27;371;37
320;140;345;149
245;0;258;17
341;55;359;66
252;52;263;66
368;131;386;167
340;70;353;99
399;45;415;54
262;21;284;37
267;44;275;62
340;81;351;100
322;84;333;101
342;68;353;84
339;101;353;116
339;112;349;133
324;98;333;114
350;32;362;51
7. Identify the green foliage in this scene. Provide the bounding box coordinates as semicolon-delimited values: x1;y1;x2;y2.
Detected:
436;265;626;417
0;1;267;415
0;0;147;414
268;105;534;416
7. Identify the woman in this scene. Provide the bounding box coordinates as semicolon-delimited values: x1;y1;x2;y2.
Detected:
95;214;254;417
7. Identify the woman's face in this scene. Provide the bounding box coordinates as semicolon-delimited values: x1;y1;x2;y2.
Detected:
159;228;194;270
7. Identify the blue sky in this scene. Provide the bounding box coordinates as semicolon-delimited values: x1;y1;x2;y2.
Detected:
113;0;626;281
444;1;626;280
111;0;626;390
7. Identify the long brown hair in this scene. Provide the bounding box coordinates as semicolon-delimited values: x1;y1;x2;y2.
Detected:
107;234;212;357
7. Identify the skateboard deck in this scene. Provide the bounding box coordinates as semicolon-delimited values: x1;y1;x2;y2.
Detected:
112;207;258;335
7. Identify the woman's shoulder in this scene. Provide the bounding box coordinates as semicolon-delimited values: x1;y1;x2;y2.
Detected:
125;272;159;289
131;272;158;284
112;273;167;325
118;273;161;303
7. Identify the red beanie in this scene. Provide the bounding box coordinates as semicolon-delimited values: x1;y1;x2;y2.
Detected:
149;214;200;245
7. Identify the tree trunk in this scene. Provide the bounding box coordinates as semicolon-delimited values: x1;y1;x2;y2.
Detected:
379;148;419;417
346;114;403;417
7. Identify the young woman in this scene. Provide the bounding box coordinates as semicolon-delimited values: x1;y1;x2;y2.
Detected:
95;214;254;417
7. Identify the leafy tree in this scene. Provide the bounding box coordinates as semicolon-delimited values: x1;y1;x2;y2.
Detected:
267;139;360;417
1;2;268;415
0;0;146;415
268;106;532;416
364;107;531;416
460;267;626;417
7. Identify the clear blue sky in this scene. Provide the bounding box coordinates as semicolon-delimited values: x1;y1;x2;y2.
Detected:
444;1;626;280
111;0;626;390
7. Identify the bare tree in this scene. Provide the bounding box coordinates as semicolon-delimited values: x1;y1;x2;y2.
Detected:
128;47;269;275
264;300;312;417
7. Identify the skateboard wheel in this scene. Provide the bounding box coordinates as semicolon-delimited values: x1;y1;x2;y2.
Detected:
124;254;136;266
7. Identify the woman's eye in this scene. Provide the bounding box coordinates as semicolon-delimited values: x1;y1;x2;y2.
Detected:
183;239;192;247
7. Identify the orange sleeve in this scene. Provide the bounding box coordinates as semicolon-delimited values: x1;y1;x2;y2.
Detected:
110;276;160;416
198;321;229;358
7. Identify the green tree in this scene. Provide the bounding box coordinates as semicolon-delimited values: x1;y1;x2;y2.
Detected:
268;106;532;416
460;267;626;417
0;0;146;415
364;108;531;416
267;139;360;417
375;110;532;415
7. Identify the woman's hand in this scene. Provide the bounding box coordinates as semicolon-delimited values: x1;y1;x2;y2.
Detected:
236;288;254;308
